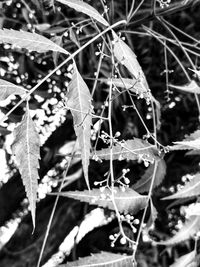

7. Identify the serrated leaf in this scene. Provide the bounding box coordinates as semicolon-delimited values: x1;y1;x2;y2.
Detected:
133;159;166;193
66;62;92;189
59;252;133;267
157;216;200;245
169;80;200;94
56;0;109;26
55;187;148;214
93;139;158;164
169;130;200;150
0;28;68;54
163;173;200;200
170;251;196;267
0;79;27;101
12;108;40;228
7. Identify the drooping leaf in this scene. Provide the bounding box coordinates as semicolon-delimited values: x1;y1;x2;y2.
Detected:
54;187;148;214
0;28;68;54
56;0;109;26
12;108;40;228
133;159;166;193
0;79;27;101
59;252;133;267
157;216;200;245
66;62;92;189
169;80;200;94
93;139;158;164
170;251;197;267
162;173;200;200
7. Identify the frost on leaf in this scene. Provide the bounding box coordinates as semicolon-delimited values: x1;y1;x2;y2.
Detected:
169;80;200;94
0;28;68;54
133;159;166;193
56;0;109;26
0;79;27;101
93;138;158;164
59;252;133;267
12;108;40;228
55;187;148;214
157;216;200;245
162;173;200;200
66;62;92;189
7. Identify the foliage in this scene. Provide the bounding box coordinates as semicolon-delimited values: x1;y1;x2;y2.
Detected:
1;0;200;267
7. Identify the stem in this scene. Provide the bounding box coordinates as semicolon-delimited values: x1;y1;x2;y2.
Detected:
0;19;127;125
132;160;158;264
36;141;78;267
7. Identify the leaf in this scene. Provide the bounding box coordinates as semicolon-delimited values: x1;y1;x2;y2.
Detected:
146;199;158;230
162;173;200;200
0;79;27;101
170;251;196;267
59;252;133;267
169;130;200;150
12;108;40;228
157;216;200;245
104;78;152;102
0;125;11;135
0;28;68;54
169;80;200;94
93;139;158;164
54;187;148;214
69;28;80;48
56;0;109;26
66;62;92;189
113;32;143;79
133;159;166;193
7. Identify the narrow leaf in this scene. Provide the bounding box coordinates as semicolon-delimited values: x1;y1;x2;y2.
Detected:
169;80;200;94
0;28;68;54
133;159;166;193
0;79;27;101
12;108;40;228
93;139;158;164
66;62;92;189
54;187;148;214
113;31;143;79
162;173;200;200
56;0;109;26
157;216;200;245
170;251;196;267
59;252;133;267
